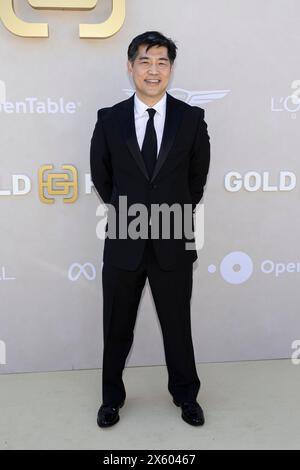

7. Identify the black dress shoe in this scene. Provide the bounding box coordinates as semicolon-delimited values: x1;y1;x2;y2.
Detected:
173;398;205;426
97;400;125;428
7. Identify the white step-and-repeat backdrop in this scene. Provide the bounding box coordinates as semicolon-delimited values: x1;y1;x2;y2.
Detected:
0;0;299;373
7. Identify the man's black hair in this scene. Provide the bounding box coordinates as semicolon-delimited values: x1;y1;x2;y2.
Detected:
127;31;177;65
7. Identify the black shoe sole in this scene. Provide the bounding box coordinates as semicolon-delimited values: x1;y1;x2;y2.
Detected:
97;414;120;428
182;414;204;426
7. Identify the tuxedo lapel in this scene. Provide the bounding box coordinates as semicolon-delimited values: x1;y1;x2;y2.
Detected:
122;93;149;181
150;92;183;183
120;91;184;183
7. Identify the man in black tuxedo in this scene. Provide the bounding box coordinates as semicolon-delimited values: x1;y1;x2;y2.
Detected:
90;31;210;427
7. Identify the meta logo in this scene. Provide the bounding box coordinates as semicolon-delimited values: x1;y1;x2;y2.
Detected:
0;340;6;365
225;171;296;192
0;0;125;38
124;87;230;106
209;252;300;284
68;262;96;281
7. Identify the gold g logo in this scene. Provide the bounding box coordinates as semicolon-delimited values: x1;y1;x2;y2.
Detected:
0;0;125;38
39;164;78;204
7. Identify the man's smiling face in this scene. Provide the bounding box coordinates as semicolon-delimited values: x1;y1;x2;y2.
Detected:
127;44;173;106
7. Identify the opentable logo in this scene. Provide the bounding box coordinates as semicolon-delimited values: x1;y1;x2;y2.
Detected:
0;80;81;114
209;251;300;284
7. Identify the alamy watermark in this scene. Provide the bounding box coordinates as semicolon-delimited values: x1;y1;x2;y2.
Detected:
95;196;204;250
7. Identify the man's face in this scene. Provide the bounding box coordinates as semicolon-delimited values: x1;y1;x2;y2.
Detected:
127;44;173;104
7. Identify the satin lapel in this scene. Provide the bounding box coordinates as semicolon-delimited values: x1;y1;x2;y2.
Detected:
150;92;183;183
122;94;149;181
120;92;183;183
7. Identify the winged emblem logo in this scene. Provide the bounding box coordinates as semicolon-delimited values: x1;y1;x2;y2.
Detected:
123;87;230;106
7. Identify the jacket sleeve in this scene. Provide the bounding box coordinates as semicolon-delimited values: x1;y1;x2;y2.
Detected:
189;108;210;212
90;109;113;204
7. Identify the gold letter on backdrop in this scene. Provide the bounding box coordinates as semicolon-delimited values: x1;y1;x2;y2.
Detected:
79;0;125;38
28;1;98;9
0;0;125;38
0;0;48;37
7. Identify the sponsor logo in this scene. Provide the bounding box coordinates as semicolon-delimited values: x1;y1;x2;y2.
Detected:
68;262;96;281
38;164;78;204
225;171;297;192
124;87;230;106
0;81;81;114
209;252;300;284
0;0;125;38
271;80;300;118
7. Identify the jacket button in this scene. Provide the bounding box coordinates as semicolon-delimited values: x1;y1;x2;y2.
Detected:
150;184;157;189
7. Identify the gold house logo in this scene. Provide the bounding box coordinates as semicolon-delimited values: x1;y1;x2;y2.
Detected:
0;0;125;38
38;164;78;203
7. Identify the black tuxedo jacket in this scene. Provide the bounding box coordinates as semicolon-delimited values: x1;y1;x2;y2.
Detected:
90;91;210;271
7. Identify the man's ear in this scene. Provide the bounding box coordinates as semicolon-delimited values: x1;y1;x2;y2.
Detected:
127;60;133;74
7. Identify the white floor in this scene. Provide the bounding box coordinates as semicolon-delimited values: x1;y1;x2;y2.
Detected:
0;359;299;450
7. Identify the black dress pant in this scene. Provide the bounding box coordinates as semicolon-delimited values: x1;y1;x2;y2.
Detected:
101;238;201;406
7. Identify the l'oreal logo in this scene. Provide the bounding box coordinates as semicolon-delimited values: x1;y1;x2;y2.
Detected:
0;0;125;38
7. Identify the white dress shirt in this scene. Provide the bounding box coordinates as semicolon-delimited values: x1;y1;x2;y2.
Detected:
134;92;167;158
